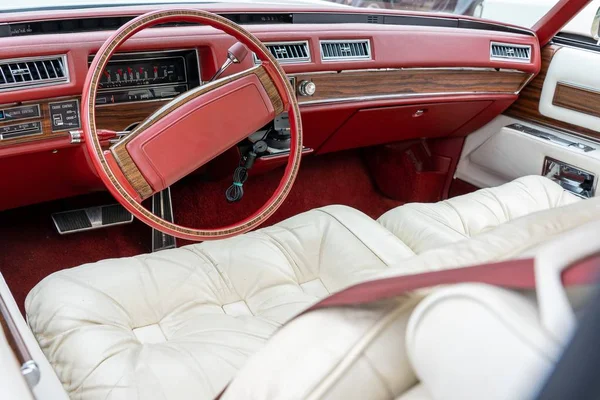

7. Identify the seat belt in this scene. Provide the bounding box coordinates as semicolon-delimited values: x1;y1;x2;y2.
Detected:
216;255;600;399
301;256;599;315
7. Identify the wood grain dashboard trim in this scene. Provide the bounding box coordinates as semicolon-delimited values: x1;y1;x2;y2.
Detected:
0;67;529;148
504;45;600;141
0;97;168;148
293;68;531;105
553;82;600;119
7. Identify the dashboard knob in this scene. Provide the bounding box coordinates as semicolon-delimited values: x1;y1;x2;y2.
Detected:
298;80;316;96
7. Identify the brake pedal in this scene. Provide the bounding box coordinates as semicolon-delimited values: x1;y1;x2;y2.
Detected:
52;204;133;234
152;187;177;252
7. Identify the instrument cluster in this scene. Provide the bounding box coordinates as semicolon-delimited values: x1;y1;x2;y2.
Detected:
90;49;201;105
98;57;186;89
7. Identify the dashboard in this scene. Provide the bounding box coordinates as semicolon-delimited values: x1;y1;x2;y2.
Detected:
0;4;541;211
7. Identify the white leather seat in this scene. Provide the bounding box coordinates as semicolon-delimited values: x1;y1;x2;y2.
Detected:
25;177;600;400
25;205;417;400
378;176;580;254
223;221;600;400
221;284;561;400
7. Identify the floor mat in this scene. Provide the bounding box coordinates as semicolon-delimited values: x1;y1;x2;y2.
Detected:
0;150;402;312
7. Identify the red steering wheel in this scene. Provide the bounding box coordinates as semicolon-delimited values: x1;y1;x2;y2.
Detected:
82;9;302;241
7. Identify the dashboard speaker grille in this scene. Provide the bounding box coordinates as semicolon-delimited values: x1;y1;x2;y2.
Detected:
320;40;371;61
490;42;531;62
0;55;69;91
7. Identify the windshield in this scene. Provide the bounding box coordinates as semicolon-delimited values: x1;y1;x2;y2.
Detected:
333;0;600;37
2;0;598;38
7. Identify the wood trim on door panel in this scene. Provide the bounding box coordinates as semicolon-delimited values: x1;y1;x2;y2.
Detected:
553;82;600;119
294;69;531;105
505;45;600;140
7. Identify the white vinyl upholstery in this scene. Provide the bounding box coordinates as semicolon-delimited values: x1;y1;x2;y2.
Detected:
25;178;600;400
378;176;580;254
406;284;558;400
221;285;556;400
25;206;415;400
222;297;422;400
223;220;600;400
539;47;600;133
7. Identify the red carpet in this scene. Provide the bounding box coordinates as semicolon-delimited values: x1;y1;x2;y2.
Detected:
0;150;402;312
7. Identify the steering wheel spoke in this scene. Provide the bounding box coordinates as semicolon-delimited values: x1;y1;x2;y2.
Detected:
82;9;301;240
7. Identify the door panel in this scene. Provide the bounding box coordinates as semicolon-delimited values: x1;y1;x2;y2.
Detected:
456;115;600;191
505;45;600;140
456;44;600;196
539;47;600;132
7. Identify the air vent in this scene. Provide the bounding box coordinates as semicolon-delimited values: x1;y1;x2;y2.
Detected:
0;55;69;91
320;40;371;61
254;41;311;64
490;42;531;62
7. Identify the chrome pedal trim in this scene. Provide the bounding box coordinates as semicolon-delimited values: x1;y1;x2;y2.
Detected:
152;187;176;252
51;204;133;234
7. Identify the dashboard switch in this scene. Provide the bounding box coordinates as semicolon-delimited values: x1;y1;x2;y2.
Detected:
298;80;316;96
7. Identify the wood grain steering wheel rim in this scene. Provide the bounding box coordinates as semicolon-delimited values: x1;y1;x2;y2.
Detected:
82;9;302;241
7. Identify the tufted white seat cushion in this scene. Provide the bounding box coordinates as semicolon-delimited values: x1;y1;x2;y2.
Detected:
25;205;415;400
222;219;600;400
25;179;600;400
378;176;580;254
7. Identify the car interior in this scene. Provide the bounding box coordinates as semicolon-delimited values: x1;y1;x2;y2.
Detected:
1;0;600;399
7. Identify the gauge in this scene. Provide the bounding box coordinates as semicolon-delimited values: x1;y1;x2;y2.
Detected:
98;56;187;90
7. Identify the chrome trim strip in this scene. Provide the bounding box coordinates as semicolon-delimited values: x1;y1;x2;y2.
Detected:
516;72;536;94
556;81;600;95
299;91;514;106
95;83;188;106
95;97;173;108
290;66;531;105
506;116;600;145
0;293;40;389
319;39;372;62
0;54;70;92
289;67;529;76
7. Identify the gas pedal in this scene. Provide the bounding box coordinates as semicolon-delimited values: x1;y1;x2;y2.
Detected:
52;204;133;234
152;187;177;252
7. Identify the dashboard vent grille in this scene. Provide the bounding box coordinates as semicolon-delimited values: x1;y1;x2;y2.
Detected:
367;15;383;24
255;41;311;64
320;40;371;61
490;42;531;62
0;55;69;91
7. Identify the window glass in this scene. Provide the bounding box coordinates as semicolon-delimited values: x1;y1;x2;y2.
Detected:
561;0;600;38
326;0;563;28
